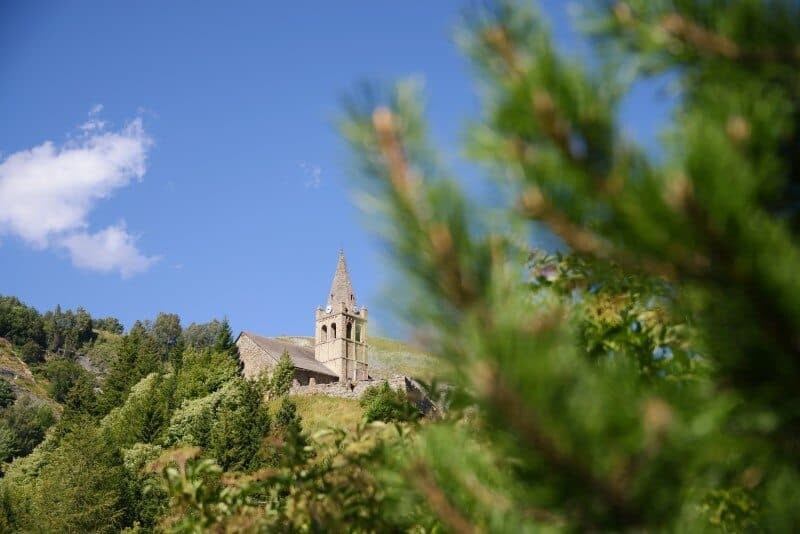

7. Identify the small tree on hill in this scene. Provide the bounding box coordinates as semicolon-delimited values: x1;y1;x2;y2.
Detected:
18;340;44;365
264;350;294;400
183;319;223;350
208;378;271;472
3;398;54;459
270;397;309;466
43;359;88;404
212;318;239;361
152;312;182;350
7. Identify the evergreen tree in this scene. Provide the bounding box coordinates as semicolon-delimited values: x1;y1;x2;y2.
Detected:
265;350;294;399
26;418;133;533
212;318;238;361
338;0;800;529
63;373;100;418
271;397;309;467
208;378;271;472
100;330;163;413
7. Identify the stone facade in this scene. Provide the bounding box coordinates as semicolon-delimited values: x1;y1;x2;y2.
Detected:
236;332;339;385
237;332;273;380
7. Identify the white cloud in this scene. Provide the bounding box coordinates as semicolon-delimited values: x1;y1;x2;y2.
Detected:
60;224;159;278
79;104;107;131
0;109;158;276
300;161;322;188
79;118;108;132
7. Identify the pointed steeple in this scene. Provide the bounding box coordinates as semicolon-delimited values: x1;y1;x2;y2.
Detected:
327;250;356;309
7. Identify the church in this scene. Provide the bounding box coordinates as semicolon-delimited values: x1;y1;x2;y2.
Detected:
235;251;369;386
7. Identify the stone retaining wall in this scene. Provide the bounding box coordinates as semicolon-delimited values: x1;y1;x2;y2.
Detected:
290;374;439;416
289;374;411;400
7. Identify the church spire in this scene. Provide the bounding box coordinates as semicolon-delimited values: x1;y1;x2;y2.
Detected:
327;249;356;309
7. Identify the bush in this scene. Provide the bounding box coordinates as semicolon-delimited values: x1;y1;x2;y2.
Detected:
0;296;45;347
0;423;15;463
174;348;239;403
43;359;88;404
0;380;14;409
18;340;44;365
360;382;420;423
3;398;54;458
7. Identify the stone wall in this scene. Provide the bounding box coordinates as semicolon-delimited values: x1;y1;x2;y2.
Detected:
290;375;439;416
237;333;273;380
290;375;421;399
294;368;338;386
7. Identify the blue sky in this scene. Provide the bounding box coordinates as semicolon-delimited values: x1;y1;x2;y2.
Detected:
0;1;671;338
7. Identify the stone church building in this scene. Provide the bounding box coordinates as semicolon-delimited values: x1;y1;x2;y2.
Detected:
236;251;369;385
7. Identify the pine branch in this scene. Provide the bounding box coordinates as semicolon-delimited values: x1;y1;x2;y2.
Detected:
614;3;800;66
410;460;476;534
371;107;479;309
477;364;644;529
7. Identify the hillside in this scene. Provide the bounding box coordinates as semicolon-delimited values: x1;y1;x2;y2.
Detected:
81;329;123;375
270;335;437;432
274;335;437;380
0;338;55;408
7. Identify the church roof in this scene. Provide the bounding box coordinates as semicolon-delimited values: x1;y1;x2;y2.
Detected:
327;250;356;308
241;332;338;377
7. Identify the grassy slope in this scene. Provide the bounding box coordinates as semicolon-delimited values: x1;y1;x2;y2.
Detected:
277;335;437;380
272;335;437;433
274;395;364;434
367;336;437;380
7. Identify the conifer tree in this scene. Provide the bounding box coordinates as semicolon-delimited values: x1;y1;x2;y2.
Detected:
208;378;271;471
340;0;800;529
100;329;163;413
265;350;294;399
212;318;239;362
271;397;309;466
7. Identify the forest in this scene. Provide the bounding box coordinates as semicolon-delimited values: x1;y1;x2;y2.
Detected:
2;0;800;531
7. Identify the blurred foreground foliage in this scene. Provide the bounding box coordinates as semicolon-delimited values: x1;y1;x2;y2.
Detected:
335;0;800;530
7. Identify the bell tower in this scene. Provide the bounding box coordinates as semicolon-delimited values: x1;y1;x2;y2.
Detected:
314;250;368;382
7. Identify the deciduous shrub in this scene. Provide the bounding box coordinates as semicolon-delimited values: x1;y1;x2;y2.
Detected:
360;382;421;423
